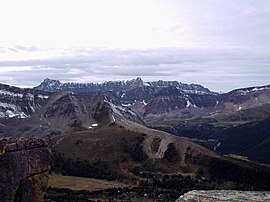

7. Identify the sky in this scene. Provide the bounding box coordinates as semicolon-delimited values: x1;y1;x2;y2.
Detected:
0;0;270;92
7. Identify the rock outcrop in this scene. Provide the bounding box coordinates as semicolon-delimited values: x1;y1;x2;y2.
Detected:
0;138;51;202
176;190;270;202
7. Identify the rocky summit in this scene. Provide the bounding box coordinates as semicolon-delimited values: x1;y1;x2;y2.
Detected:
176;190;270;202
32;78;270;121
35;77;214;95
0;138;51;202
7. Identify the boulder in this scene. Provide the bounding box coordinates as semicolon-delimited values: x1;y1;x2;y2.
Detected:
176;190;270;202
0;138;52;202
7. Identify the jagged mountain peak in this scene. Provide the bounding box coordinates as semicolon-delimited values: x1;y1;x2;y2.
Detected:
38;78;61;91
35;77;215;95
3;80;270;122
126;77;144;87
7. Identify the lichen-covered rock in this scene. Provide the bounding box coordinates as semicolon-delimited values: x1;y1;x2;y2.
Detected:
176;190;270;202
0;138;52;202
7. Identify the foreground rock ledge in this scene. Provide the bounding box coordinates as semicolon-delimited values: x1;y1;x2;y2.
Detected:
176;190;270;202
0;138;52;202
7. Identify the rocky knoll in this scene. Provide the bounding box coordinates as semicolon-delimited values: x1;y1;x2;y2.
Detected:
0;138;51;202
176;190;270;202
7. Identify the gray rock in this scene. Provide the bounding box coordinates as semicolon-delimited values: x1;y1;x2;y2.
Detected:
0;138;52;202
176;190;270;202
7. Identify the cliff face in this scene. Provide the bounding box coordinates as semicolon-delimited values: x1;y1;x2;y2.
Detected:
176;190;270;202
0;138;52;202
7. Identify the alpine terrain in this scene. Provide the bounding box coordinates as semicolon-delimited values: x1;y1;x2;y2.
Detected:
0;79;270;201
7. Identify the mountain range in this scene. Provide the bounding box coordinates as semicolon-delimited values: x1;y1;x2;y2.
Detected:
1;78;270;153
34;78;270;121
1;78;270;200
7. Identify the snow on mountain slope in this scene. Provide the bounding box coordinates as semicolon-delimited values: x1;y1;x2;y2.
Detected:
0;83;50;119
34;78;270;121
0;82;143;137
35;77;216;95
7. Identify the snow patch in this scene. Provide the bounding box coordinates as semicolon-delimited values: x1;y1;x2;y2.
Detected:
0;102;29;118
0;102;17;111
143;82;151;86
0;90;23;98
251;87;270;92
142;100;147;106
5;110;28;118
237;86;270;95
105;99;137;118
26;93;34;100
18;112;28;119
30;106;35;113
5;110;16;118
122;103;133;107
38;94;49;99
186;100;192;107
183;89;211;95
214;142;221;151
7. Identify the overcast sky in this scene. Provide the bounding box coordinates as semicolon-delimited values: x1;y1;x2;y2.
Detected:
0;0;269;92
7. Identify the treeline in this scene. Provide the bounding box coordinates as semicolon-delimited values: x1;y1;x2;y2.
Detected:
45;184;191;201
51;151;124;181
121;136;147;161
45;174;215;201
196;156;270;190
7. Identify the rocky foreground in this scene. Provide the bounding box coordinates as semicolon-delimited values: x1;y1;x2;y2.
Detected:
0;138;51;202
176;190;270;202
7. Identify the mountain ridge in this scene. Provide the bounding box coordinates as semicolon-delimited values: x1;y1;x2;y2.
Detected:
35;77;216;95
33;78;270;121
1;79;270;123
1;80;270;200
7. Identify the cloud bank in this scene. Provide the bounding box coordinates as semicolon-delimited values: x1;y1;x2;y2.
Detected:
0;0;270;92
0;47;269;92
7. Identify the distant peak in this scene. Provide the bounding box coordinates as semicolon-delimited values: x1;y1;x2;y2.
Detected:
127;77;144;87
135;77;143;81
129;77;143;82
36;78;61;91
43;78;60;83
34;77;216;95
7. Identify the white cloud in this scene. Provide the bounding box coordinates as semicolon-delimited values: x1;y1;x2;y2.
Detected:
0;47;269;92
0;0;270;91
0;66;33;73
